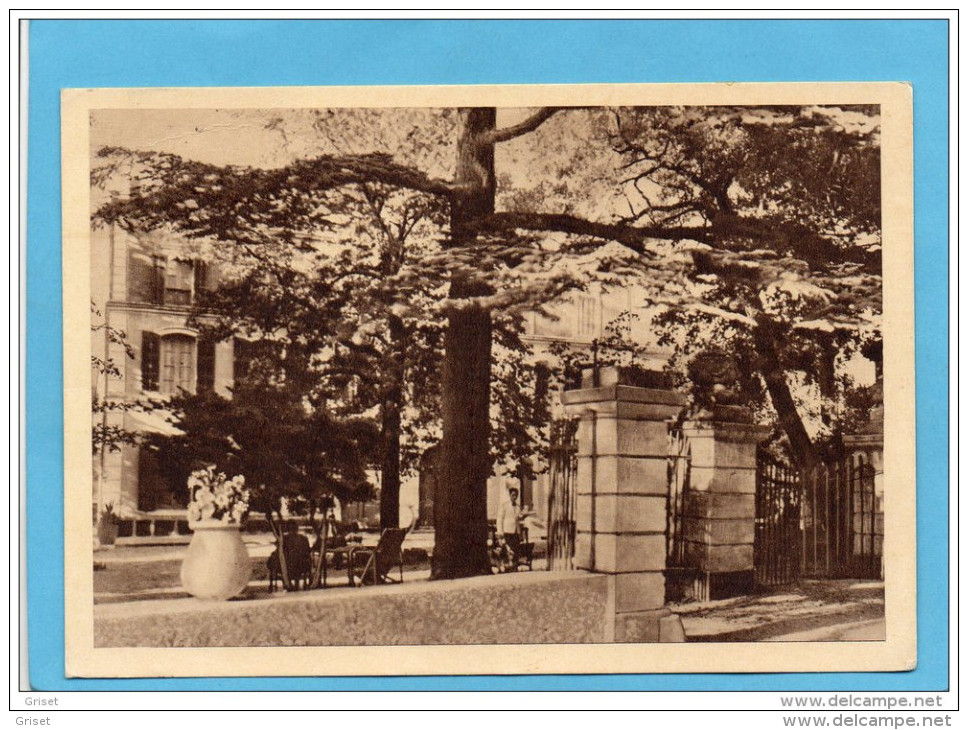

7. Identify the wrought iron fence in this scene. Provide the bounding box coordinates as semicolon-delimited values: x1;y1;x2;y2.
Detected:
755;449;882;585
546;417;579;571
755;451;802;586
665;423;691;569
801;452;881;579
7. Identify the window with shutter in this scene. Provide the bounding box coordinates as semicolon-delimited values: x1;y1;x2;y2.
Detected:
163;260;194;306
153;256;166;303
197;336;216;392
141;331;160;391
193;260;209;300
533;362;551;423
233;338;252;384
128;252;166;305
233;337;268;383
577;295;597;337
160;334;195;394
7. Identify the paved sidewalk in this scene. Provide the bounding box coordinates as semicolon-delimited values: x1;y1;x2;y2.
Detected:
670;579;885;642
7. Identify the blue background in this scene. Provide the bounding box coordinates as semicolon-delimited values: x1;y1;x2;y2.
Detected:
27;18;950;692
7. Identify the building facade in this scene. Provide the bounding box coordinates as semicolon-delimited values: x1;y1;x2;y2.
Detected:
92;224;236;519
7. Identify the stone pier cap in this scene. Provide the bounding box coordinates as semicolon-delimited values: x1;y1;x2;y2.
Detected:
562;384;687;419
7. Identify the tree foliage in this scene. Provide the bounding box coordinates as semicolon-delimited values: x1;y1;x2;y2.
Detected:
92;102;882;575
604;106;881;465
144;379;380;520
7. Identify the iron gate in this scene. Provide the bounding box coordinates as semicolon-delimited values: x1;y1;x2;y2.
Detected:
754;451;802;586
801;453;881;579
665;423;691;570
755;450;882;585
546;417;579;571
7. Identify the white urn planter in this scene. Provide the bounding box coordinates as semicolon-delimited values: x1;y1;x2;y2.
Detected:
181;520;252;600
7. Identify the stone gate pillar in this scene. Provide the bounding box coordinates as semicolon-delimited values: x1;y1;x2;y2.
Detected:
562;367;687;643
681;407;771;600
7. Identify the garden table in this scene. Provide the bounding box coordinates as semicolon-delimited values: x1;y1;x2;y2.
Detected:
322;545;369;587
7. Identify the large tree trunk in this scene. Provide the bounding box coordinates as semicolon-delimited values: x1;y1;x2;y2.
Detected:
754;317;821;471
431;108;497;579
379;314;405;530
432;300;494;578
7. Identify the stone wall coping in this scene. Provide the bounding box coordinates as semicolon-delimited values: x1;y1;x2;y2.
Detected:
577;453;670;460
575;491;668;498
561;385;687;408
577;530;666;537
94;570;604;622
688;463;757;471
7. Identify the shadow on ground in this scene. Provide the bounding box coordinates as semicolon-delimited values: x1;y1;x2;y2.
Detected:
671;579;885;642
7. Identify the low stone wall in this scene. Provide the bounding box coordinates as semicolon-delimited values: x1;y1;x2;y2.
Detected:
95;571;609;647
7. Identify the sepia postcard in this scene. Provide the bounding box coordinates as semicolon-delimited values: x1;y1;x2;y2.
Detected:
62;82;915;678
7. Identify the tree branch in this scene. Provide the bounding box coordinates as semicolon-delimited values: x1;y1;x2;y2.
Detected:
478;108;564;145
476;211;712;255
689;303;758;328
289;154;461;198
478;209;877;273
707;213;879;272
94;149;462;235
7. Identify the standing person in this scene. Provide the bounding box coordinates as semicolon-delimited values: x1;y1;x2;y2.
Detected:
497;487;522;571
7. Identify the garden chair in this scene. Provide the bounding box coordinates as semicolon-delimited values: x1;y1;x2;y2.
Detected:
312;517;364;588
268;529;313;592
346;518;414;587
